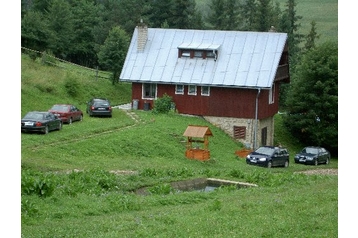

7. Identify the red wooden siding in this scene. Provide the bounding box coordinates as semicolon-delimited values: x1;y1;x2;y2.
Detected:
132;83;279;119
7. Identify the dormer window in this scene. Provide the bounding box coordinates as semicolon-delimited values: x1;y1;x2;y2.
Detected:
182;50;191;57
178;43;220;60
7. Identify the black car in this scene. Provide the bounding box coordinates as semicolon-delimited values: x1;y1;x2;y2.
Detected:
294;146;330;165
86;98;112;117
246;146;289;168
21;111;62;134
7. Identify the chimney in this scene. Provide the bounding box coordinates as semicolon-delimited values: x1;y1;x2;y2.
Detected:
268;26;277;32
137;19;148;52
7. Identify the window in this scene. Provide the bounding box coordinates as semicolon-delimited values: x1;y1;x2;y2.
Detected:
181;50;191;57
177;43;220;60
194;51;203;58
188;85;197;95
269;83;275;104
206;50;217;58
142;83;157;99
175;85;184;95
201;86;210;96
233;126;246;139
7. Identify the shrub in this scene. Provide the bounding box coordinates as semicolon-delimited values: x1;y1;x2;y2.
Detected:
152;93;174;114
21;170;56;197
64;76;81;97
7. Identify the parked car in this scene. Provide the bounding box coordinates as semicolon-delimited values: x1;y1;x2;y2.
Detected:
246;146;289;168
49;104;83;124
21;111;62;134
294;146;330;165
86;98;112;117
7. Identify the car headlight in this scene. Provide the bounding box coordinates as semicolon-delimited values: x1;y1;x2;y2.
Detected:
246;155;251;159
259;158;267;162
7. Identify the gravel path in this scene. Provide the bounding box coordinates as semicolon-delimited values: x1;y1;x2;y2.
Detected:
294;169;338;176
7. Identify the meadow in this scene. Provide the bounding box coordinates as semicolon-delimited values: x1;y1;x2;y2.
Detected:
20;54;338;237
196;0;338;44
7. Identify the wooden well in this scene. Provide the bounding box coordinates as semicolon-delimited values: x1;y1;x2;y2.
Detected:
183;125;213;161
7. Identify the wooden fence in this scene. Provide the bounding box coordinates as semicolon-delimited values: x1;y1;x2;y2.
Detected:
21;47;113;80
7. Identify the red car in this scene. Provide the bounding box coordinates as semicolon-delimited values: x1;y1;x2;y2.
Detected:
49;104;83;124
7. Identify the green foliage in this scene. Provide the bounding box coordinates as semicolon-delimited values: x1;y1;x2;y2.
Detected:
21;170;56;197
152;93;174;114
97;26;130;84
64;76;81;97
283;41;338;154
148;183;175;195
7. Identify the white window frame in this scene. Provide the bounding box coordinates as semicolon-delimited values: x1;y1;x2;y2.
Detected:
142;83;157;100
175;85;184;95
201;86;210;96
188;85;197;95
269;83;275;104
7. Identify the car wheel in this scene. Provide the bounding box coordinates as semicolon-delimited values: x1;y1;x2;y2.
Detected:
267;161;272;168
58;122;62;130
43;125;49;134
69;118;72;124
79;115;83;121
314;159;318;166
284;160;289;168
325;158;330;165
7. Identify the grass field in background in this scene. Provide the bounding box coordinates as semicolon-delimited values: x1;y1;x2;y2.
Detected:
196;0;338;44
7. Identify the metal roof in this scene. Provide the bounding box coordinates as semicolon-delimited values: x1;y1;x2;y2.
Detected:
183;125;213;138
120;28;287;89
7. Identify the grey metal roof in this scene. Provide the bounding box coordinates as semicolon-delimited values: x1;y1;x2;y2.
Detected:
120;28;287;89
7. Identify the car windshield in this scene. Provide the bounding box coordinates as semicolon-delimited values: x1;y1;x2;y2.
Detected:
23;112;45;120
302;147;318;154
255;147;275;156
94;101;109;106
50;105;69;112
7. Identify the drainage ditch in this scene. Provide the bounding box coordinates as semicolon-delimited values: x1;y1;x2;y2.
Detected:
135;178;257;195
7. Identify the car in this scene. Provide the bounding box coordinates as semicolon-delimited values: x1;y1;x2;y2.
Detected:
246;146;289;168
86;98;112;117
21;111;62;134
48;104;83;124
294;146;330;165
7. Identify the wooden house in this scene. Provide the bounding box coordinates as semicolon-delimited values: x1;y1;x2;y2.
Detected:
119;23;290;149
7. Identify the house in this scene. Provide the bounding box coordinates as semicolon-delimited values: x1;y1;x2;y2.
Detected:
119;22;290;149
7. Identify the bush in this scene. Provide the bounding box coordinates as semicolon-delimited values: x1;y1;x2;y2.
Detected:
21;170;56;197
152;94;174;114
64;76;81;97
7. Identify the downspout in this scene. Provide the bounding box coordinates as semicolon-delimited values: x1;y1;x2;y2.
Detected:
253;88;261;150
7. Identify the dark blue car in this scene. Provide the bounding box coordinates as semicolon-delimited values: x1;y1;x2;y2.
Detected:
21;111;63;134
246;146;289;168
294;146;330;165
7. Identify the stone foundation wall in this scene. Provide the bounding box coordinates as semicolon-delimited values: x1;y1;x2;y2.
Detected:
203;116;274;149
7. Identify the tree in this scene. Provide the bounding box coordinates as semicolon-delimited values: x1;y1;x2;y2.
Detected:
21;11;50;52
279;0;303;63
304;20;320;52
68;0;102;67
46;0;74;59
240;0;257;31
149;0;174;28
97;26;130;85
283;41;338;154
170;0;200;29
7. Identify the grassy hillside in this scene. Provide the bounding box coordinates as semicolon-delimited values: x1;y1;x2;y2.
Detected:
20;55;338;237
21;54;132;117
195;0;338;44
